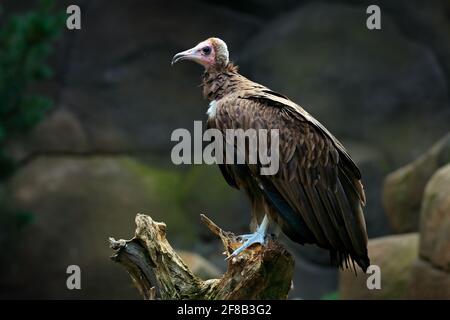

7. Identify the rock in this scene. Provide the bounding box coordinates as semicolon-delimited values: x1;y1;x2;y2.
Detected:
55;0;260;154
405;162;450;299
4;156;183;299
239;3;450;168
2;156;246;298
6;108;90;162
419;163;450;271
375;0;450;87
238;4;449;276
289;248;338;299
407;259;450;299
339;233;419;299
180;165;250;240
5;0;262;158
178;251;222;280
347;142;391;237
383;133;450;233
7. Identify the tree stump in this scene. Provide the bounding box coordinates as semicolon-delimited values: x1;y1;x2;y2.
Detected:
109;213;294;300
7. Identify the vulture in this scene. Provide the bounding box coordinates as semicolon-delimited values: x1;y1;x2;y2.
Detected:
172;37;370;272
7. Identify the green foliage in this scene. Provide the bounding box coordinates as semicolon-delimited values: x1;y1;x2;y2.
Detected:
0;0;64;247
321;291;339;300
0;0;64;179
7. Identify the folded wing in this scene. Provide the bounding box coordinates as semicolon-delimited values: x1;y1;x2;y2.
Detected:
211;89;370;271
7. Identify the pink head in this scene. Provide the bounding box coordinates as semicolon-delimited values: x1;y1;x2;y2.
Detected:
171;37;229;70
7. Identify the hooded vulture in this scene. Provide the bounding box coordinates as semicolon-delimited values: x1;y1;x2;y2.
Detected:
172;37;370;272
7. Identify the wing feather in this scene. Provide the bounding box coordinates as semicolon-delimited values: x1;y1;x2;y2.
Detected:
213;89;370;271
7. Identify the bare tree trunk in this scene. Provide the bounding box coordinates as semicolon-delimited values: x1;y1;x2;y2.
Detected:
109;214;294;300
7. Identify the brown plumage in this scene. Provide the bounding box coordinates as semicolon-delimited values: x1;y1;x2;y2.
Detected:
172;37;370;271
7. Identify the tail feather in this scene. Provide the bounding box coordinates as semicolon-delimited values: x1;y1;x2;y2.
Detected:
330;250;370;273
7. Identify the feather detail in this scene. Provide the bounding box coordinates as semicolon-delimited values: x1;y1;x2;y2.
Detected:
202;63;370;272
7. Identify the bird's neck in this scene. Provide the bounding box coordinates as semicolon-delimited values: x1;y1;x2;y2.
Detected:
202;63;240;101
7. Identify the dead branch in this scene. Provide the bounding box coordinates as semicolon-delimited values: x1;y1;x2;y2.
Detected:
109;213;294;299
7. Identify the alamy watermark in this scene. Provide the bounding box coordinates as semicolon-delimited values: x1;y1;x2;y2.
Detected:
171;121;280;175
66;265;81;290
66;5;81;30
65;4;381;31
366;264;381;290
366;5;381;30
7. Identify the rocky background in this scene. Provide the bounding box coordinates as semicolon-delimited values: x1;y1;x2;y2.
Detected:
1;0;449;299
340;134;450;299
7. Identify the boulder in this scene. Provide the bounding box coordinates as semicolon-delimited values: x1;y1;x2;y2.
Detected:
3;156;244;298
288;247;338;300
237;5;450;277
179;165;250;240
239;3;450;168
419;163;450;271
383;133;450;233
346;142;391;237
4;156;180;298
339;233;419;299
373;0;450;87
406;162;450;299
6;108;90;161
407;259;450;299
24;0;260;156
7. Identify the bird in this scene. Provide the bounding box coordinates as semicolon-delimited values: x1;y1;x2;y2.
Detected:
171;37;370;272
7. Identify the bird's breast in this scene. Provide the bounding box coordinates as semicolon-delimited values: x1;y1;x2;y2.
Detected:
207;100;218;119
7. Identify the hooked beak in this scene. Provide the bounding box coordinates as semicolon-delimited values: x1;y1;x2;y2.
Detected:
171;47;198;66
171;40;213;68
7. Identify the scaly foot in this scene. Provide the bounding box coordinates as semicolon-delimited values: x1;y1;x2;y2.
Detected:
227;215;269;260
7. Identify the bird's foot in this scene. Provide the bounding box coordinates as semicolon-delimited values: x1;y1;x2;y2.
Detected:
227;229;267;260
236;233;256;242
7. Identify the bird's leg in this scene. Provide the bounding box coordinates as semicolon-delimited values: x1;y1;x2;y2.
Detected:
228;215;269;259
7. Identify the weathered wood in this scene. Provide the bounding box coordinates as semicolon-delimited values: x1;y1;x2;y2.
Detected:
110;213;294;300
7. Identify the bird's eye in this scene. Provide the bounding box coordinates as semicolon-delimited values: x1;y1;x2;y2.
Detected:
202;46;212;55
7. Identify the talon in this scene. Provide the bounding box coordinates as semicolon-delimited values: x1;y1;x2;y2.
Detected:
236;234;253;242
226;232;267;260
225;215;270;260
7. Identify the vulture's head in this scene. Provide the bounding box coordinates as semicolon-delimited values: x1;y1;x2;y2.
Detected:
171;37;229;70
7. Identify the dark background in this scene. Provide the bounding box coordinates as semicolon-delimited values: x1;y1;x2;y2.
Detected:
0;0;449;299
